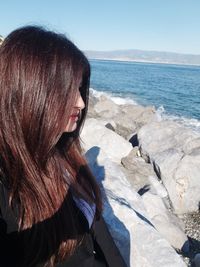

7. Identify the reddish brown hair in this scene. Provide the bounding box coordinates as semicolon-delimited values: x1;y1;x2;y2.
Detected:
0;26;102;266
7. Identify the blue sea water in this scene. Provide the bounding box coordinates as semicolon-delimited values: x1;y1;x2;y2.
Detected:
90;59;200;132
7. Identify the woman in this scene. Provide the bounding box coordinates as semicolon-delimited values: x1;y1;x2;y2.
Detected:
0;26;127;267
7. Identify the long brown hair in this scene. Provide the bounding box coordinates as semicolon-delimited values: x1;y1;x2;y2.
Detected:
0;26;102;266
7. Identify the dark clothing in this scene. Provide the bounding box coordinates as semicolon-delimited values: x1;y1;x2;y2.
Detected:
0;182;127;267
56;216;127;267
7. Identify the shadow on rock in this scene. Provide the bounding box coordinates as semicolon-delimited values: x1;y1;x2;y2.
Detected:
137;184;150;196
129;133;139;147
85;146;131;267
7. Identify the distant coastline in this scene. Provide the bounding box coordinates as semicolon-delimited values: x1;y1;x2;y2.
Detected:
84;49;200;66
88;57;200;67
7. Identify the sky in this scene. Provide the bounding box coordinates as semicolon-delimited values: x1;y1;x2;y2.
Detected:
1;0;200;54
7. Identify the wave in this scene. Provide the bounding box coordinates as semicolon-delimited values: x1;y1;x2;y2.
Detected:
90;88;138;105
155;105;200;132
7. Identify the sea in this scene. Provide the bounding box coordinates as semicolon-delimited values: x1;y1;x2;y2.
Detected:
89;59;200;133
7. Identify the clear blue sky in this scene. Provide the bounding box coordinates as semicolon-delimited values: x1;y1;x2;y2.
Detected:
1;0;200;54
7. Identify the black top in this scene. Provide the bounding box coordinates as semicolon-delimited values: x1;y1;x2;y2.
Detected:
0;182;127;267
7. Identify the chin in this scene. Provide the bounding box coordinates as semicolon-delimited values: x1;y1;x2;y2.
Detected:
64;124;77;133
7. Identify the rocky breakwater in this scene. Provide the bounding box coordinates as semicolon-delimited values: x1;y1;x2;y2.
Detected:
80;90;200;266
138;121;200;214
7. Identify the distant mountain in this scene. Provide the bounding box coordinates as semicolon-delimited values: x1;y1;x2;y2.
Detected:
84;49;200;66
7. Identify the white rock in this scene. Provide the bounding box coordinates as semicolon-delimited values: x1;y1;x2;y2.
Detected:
94;97;120;118
173;153;200;213
132;222;186;267
183;137;200;154
86;154;186;266
121;150;155;192
138;120;200;213
82;117;187;266
89;93;157;138
142;192;188;251
148;175;168;198
81;118;132;164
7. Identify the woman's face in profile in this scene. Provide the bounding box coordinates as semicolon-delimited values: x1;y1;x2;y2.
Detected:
64;90;85;133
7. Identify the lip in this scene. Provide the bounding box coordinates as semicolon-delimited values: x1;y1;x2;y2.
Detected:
70;113;80;121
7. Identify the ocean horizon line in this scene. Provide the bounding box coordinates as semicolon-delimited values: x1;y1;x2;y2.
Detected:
88;57;200;68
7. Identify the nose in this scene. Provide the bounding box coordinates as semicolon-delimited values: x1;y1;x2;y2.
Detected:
76;91;85;110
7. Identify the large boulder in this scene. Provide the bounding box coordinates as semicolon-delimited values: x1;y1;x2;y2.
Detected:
112;104;156;139
182;137;200;154
93;96;120;118
121;149;156;192
121;149;188;252
142;191;188;252
82;119;187;266
138;120;200;213
81;118;132;164
88;92;157;139
120;104;156;126
121;148;168;198
85;150;186;267
173;153;200;213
